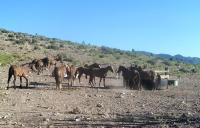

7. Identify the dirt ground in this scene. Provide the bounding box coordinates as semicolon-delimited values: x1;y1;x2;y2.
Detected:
0;66;200;128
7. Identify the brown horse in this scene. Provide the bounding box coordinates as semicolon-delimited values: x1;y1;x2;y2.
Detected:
53;64;70;89
31;56;60;75
31;59;44;75
89;66;114;87
7;63;33;89
66;64;77;86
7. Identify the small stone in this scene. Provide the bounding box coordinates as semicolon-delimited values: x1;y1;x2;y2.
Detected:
75;118;81;122
71;107;81;114
87;94;92;97
96;103;103;108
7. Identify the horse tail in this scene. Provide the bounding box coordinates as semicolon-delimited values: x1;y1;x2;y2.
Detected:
8;65;14;84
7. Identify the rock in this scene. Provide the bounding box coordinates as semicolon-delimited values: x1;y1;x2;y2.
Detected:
71;107;81;114
12;103;16;106
75;118;81;122
43;118;50;122
96;103;103;108
121;92;126;95
3;92;9;95
86;94;92;97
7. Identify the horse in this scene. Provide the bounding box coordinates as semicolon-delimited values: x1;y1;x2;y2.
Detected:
84;63;101;80
117;66;141;90
31;56;60;75
53;64;70;90
31;59;44;75
137;66;157;90
84;63;101;69
89;66;114;87
7;63;33;89
75;67;93;84
66;64;77;86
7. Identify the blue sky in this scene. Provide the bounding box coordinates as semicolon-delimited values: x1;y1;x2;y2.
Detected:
0;0;200;57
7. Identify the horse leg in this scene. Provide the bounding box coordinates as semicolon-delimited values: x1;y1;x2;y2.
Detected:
23;76;29;88
103;78;105;87
94;77;96;85
78;74;81;83
13;75;16;89
99;78;102;87
59;83;62;90
89;76;94;87
20;77;22;88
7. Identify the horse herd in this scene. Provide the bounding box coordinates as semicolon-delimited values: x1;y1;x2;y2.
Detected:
7;56;163;90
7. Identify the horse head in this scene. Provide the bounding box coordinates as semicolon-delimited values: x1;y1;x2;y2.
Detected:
117;65;126;73
108;66;114;73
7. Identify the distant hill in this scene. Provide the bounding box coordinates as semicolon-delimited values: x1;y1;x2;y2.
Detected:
156;54;200;64
136;51;200;64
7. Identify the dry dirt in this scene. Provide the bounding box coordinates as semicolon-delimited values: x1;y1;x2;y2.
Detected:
0;66;200;128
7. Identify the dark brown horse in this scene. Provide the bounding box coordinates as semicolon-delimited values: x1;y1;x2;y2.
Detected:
53;64;70;89
31;59;44;75
75;67;93;84
89;66;114;87
84;63;101;69
117;66;141;90
7;63;33;89
84;63;101;80
137;66;157;90
31;56;60;75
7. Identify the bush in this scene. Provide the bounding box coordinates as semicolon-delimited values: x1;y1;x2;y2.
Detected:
99;54;105;58
15;40;25;45
31;39;39;44
101;46;114;54
47;45;59;50
34;45;41;50
60;44;64;48
57;53;73;62
8;33;15;38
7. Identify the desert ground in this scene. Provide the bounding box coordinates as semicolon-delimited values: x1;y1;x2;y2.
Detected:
0;66;200;128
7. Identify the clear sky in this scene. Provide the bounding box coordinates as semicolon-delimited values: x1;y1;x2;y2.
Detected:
0;0;200;57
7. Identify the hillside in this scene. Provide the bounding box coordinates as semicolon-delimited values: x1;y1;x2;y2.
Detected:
0;28;200;75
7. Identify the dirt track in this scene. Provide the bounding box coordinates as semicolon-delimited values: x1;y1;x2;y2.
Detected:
0;67;200;127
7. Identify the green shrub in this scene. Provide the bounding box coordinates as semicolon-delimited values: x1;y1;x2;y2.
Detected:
57;53;73;62
60;44;64;48
31;39;39;44
15;40;25;45
34;45;41;50
47;45;59;50
98;54;105;58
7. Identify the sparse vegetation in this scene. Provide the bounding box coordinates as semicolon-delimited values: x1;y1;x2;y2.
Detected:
0;28;200;75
